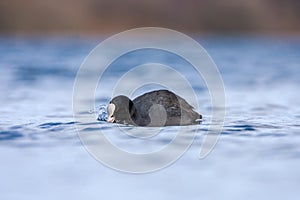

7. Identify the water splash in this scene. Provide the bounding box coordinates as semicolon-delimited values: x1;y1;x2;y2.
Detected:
96;105;108;121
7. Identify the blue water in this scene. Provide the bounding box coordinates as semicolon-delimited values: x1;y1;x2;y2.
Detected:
0;36;300;199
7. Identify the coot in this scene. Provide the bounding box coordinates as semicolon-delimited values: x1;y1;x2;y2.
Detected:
107;90;201;126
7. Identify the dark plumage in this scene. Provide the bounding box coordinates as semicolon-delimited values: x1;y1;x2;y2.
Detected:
107;90;201;126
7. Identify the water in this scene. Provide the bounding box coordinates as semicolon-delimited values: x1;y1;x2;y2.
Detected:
0;35;300;199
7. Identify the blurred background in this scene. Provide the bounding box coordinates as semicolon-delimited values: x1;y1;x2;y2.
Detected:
1;1;300;200
1;0;300;35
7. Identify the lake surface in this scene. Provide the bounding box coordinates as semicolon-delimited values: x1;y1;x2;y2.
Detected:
0;35;299;200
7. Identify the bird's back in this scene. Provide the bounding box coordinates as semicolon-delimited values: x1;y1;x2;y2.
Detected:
133;90;201;126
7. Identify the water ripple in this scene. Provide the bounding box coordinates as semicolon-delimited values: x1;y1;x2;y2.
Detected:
0;130;23;140
38;121;75;129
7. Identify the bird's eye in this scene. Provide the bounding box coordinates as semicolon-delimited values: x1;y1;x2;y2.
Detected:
111;115;114;117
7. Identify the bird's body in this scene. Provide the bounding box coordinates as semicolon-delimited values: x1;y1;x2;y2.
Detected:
107;90;201;127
